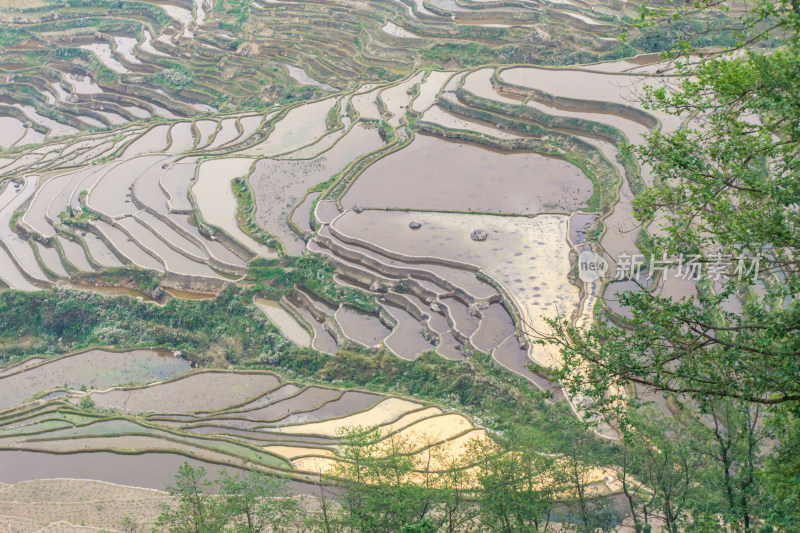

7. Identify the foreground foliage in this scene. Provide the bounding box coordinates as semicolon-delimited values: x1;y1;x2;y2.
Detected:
546;0;800;530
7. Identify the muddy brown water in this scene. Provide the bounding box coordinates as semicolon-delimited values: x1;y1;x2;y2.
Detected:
335;306;391;347
274;391;384;427
0;349;190;409
341;134;592;214
165;288;217;300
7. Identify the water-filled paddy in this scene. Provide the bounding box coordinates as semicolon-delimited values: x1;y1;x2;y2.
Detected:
0;450;240;490
88;155;166;217
381;72;424;127
167;122;196;153
92;220;165;271
499;67;683;132
332;209;580;368
250;123;383;255
0;349;190;409
0;178;49;283
274;397;422;436
254;298;312;347
56;236;93;271
0;117;26;149
193;157;277;258
334;306;391;347
411;71;453;112
341;134;592;213
160;160;196;212
91;371;280;414
207;118;240;149
423;101;523;140
243;97;337;156
124;126;169;156
81;230;124;267
381;22;419;38
274;391;383;427
285;65;335;91
381;302;435;360
292;191;320;233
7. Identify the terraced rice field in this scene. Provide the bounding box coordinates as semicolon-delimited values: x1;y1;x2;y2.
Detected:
0;6;700;515
0;350;498;527
0;57;685;373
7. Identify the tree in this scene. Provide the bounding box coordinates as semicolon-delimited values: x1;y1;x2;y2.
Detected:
328;427;435;533
218;470;303;532
543;0;800;526
620;406;705;533
156;463;228;533
156;463;301;533
545;0;800;411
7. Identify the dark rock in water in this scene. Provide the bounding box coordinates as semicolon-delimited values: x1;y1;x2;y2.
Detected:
151;286;164;300
471;229;488;242
409;221;422;229
162;163;168;169
352;204;364;213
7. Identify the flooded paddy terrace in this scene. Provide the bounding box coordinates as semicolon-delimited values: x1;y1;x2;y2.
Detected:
0;350;486;496
0;59;693;454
